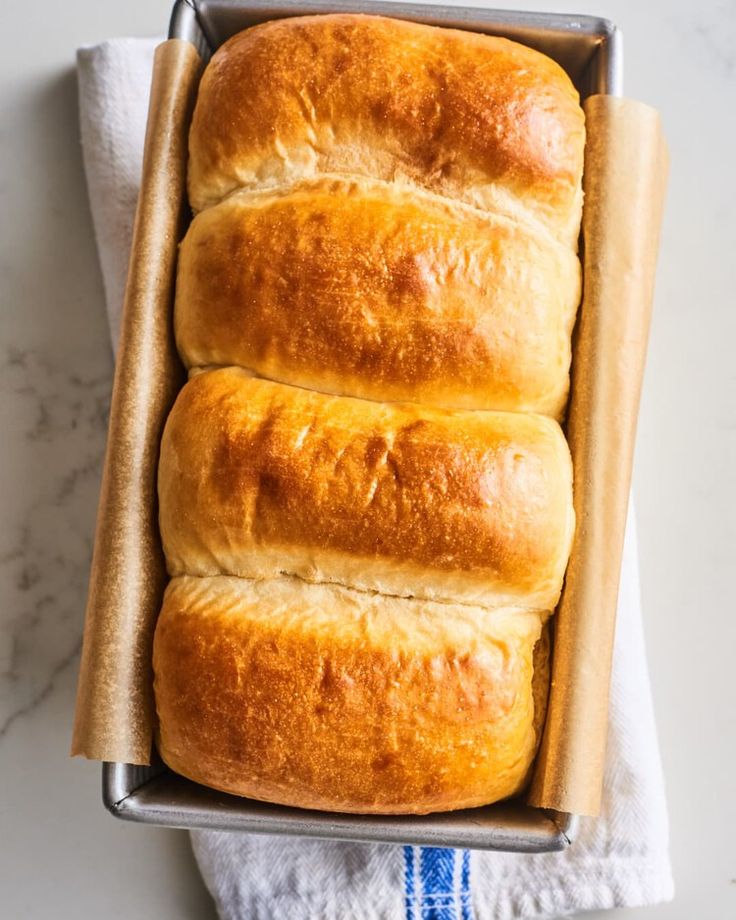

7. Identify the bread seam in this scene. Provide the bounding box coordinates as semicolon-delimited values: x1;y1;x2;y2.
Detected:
184;362;568;420
164;568;555;621
188;172;581;257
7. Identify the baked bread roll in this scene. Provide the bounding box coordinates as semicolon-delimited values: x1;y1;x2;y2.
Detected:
175;178;581;417
158;368;574;610
187;14;585;246
153;575;549;814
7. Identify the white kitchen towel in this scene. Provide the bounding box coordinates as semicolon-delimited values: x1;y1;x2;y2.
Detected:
77;37;674;920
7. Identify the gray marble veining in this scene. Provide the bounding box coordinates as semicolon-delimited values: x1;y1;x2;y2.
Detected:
0;345;111;740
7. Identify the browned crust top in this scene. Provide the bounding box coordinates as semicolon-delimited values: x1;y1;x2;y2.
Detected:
158;369;573;601
188;13;585;235
176;179;580;415
153;575;544;813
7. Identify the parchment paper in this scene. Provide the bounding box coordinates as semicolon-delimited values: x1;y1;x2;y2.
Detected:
71;40;201;764
528;95;669;815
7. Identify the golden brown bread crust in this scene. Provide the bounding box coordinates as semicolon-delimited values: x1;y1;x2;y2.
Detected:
158;368;574;609
153;575;547;814
156;14;581;812
175;178;581;417
187;14;585;245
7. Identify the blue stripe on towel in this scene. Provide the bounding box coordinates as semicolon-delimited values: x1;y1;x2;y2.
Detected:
420;848;456;920
404;847;472;920
460;850;472;920
403;846;416;920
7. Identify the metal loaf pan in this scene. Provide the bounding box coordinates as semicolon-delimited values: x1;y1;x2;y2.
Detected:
103;0;622;853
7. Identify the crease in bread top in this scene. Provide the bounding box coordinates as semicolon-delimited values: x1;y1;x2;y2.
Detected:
187;13;586;246
153;574;547;813
175;177;581;418
158;368;575;610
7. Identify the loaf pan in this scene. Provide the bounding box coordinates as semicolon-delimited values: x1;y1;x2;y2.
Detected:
101;0;622;853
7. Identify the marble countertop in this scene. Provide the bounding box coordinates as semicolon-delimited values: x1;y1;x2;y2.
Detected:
1;1;734;917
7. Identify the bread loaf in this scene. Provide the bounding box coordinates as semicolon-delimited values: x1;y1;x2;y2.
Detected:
154;13;584;814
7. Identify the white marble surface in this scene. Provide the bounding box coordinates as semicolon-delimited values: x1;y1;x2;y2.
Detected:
0;1;734;917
